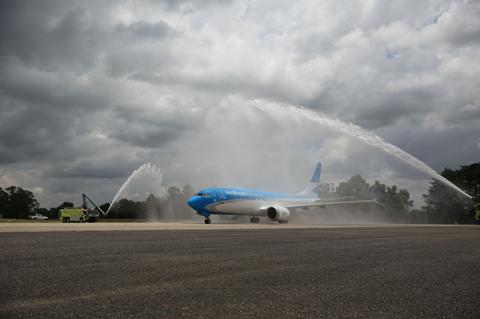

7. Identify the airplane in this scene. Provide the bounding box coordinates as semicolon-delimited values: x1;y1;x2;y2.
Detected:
187;163;384;224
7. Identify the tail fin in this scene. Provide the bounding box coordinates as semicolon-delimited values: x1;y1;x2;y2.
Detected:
298;162;321;196
310;162;322;184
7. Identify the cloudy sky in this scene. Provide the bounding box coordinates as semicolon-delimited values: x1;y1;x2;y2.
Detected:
0;0;479;207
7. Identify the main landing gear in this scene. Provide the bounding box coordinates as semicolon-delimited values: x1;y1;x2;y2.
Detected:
250;216;260;223
204;218;211;224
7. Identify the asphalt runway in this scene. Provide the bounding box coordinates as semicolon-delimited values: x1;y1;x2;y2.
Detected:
1;225;479;318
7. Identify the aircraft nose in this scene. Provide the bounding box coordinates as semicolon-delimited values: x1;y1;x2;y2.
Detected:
187;196;198;210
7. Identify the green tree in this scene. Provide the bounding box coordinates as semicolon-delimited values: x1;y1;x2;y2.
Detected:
370;181;386;203
4;186;39;219
57;201;74;208
0;187;9;217
384;185;413;222
99;203;110;214
422;162;479;224
336;175;372;200
423;179;469;224
35;207;49;216
108;198;145;219
334;176;413;223
314;183;336;199
442;163;480;199
48;207;59;220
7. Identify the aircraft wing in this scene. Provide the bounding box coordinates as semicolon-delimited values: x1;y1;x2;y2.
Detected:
285;199;385;210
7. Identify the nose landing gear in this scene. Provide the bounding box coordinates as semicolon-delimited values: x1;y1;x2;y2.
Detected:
204;218;211;224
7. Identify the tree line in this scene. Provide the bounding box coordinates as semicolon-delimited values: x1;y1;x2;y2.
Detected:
0;184;197;221
314;175;414;223
0;186;39;219
421;162;479;224
101;184;196;220
1;161;478;223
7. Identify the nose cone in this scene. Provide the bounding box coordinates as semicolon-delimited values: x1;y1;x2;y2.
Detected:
187;196;199;211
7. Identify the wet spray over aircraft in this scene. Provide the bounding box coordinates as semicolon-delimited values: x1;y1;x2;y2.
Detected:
106;163;166;215
106;100;471;220
255;102;471;199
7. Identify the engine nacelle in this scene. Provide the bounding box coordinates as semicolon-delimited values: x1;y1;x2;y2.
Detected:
265;206;290;223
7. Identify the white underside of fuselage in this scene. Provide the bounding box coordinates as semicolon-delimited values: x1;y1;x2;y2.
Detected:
205;199;313;216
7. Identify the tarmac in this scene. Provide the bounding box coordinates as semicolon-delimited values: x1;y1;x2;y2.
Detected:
1;223;479;318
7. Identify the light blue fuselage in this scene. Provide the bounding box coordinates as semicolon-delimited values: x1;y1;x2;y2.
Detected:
187;187;314;218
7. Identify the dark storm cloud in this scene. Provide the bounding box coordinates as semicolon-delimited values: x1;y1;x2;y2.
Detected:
0;61;110;112
110;123;183;149
0;1;106;70
107;20;177;76
0;95;76;163
106;102;204;149
447;105;480;125
116;21;173;39
0;58;112;166
380;122;480;172
354;90;435;129
44;158;136;179
105;49;173;78
0;1;112;166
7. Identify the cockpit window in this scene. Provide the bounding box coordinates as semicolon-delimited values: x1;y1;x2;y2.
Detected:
195;193;208;198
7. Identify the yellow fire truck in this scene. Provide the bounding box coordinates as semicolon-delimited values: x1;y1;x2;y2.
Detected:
59;193;106;223
474;202;480;222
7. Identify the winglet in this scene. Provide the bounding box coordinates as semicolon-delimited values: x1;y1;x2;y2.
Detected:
310;163;322;184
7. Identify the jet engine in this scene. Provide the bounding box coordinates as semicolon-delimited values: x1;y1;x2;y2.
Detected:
265;206;290;223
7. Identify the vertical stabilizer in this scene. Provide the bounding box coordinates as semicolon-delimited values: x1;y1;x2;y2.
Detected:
310;163;322;184
298;162;321;197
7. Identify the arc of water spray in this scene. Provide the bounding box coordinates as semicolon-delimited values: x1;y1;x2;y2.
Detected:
108;104;472;208
106;163;164;215
257;103;472;200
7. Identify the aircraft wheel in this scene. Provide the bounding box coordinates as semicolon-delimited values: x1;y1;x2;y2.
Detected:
204;218;211;224
250;217;260;223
